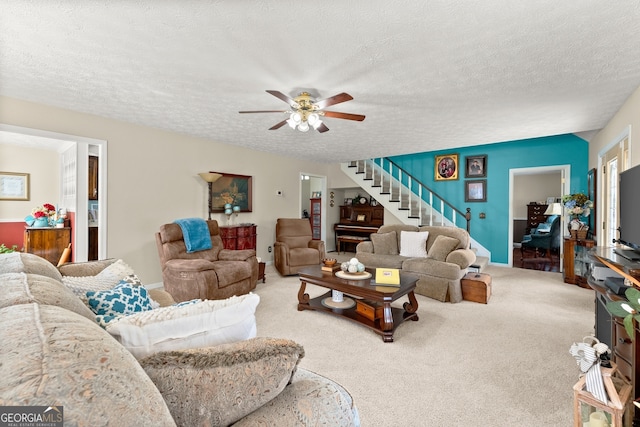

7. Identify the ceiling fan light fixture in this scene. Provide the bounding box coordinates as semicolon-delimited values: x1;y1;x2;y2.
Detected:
307;113;319;125
290;112;302;124
297;121;310;132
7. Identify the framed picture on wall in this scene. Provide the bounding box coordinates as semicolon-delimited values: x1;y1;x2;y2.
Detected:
209;172;253;212
465;155;487;178
435;154;459;181
465;180;486;202
0;172;30;201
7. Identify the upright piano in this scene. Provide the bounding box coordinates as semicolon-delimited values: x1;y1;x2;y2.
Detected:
334;203;384;253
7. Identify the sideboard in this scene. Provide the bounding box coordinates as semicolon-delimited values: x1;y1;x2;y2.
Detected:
24;227;71;265
219;224;257;250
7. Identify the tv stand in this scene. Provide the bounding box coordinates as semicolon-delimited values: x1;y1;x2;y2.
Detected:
613;248;640;261
588;247;640;425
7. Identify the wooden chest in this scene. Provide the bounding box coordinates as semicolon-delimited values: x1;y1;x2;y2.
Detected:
461;272;492;304
355;299;383;321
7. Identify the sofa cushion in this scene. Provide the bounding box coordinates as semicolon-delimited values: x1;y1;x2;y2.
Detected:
399;231;429;258
0;272;96;321
370;231;398;255
0;304;175;426
233;367;360;427
427;235;460;261
0;252;63;281
106;293;260;358
140;337;303;426
61;259;136;300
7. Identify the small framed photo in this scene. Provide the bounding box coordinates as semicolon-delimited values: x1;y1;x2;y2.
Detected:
546;196;556;205
465;180;486;202
345;198;353;206
435;154;459;181
0;172;30;201
465;155;487;178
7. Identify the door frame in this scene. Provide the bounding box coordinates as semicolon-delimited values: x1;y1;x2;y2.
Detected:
508;164;571;268
299;172;327;245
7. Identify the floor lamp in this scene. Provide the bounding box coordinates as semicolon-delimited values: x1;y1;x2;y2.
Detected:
198;172;222;220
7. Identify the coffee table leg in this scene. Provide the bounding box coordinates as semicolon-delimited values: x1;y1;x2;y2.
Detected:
403;291;419;321
297;280;310;311
380;302;395;342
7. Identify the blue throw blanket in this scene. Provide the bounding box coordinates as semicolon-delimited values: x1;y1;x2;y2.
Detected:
174;218;212;253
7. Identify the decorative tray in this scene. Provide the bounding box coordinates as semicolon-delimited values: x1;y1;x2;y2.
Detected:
335;271;372;280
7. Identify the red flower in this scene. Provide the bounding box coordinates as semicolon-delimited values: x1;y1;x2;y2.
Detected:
33;211;46;218
43;203;55;212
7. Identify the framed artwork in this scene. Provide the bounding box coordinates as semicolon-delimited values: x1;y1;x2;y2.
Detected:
345;198;353;206
435;154;459;180
465;180;486;202
311;191;321;198
546;196;556;205
465;155;487;178
0;172;30;201
209;172;252;212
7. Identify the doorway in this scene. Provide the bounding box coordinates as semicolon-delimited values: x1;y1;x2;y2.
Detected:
0;124;108;261
299;173;327;244
508;165;570;268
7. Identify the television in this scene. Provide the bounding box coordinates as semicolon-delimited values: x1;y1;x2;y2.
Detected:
616;163;640;260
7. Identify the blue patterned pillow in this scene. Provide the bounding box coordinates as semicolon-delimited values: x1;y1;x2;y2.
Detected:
86;283;153;317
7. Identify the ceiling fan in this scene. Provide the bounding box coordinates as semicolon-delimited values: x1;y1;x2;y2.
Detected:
239;90;365;133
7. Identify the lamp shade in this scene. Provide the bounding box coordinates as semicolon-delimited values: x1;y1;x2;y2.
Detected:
544;202;563;215
198;172;222;183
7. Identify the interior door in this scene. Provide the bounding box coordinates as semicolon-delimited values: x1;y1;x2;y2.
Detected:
601;136;629;246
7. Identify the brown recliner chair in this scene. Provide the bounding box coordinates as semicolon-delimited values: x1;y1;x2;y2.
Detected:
274;218;326;276
155;219;258;302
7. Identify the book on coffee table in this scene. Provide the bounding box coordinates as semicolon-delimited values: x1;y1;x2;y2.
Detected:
375;268;400;286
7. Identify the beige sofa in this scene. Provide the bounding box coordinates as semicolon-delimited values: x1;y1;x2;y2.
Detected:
356;225;476;303
0;252;359;426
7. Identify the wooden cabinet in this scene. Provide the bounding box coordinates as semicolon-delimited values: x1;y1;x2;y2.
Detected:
590;247;640;424
219;224;257;250
526;203;548;234
88;155;98;200
24;227;71;265
310;198;321;240
88;226;99;261
563;237;596;287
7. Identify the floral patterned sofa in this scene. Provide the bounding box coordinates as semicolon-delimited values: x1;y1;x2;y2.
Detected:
0;252;359;426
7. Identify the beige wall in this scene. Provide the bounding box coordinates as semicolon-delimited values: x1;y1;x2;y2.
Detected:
0;144;60;218
590;84;640;168
513;173;561;219
0;96;344;283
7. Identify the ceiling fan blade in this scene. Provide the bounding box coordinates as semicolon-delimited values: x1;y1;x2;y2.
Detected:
316;123;330;133
314;92;353;109
322;111;366;121
269;120;288;130
239;110;288;114
266;90;296;105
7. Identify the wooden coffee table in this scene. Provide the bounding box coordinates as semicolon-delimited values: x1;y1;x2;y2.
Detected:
297;266;419;342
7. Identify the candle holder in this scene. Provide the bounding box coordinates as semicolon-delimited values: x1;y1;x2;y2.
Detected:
573;363;632;427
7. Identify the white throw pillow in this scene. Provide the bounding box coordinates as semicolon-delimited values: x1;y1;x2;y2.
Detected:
106;293;260;359
61;259;136;300
399;231;430;258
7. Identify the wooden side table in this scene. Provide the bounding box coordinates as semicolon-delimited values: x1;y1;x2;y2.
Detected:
258;261;266;283
24;227;71;265
563;237;595;288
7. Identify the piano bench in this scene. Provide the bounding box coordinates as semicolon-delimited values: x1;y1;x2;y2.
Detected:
337;235;370;254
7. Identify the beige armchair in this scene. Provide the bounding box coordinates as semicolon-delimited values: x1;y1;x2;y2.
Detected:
274;218;325;276
155;219;258;302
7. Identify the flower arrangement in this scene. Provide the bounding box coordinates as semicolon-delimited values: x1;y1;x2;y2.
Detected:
562;193;593;217
32;203;56;219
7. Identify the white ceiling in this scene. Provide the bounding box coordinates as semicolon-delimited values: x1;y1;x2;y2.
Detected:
1;1;640;162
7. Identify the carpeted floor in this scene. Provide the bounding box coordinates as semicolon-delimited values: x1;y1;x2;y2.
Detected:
253;257;594;426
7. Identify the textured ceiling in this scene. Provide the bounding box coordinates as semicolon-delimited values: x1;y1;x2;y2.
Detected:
1;1;640;162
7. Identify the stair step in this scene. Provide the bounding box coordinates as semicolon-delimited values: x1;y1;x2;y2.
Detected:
470;255;489;272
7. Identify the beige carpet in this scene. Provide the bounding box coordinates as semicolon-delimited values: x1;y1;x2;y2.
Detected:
253;256;595;426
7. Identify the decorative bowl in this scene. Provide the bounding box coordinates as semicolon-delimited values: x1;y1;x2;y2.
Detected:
322;258;337;267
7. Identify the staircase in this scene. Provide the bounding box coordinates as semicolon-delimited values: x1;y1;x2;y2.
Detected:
341;159;490;270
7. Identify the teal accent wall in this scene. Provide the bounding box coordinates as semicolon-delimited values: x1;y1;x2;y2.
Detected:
389;134;589;264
